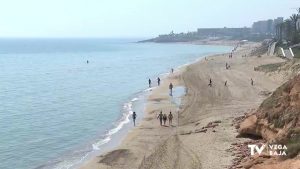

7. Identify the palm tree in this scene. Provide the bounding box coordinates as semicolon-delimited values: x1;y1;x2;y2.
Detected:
290;14;298;32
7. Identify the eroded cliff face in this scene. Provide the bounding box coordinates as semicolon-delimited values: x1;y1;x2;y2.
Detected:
238;75;300;168
240;75;300;142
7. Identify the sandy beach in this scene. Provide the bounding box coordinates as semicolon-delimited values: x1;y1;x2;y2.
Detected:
79;42;287;169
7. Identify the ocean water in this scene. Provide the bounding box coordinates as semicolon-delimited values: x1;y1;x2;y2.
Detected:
0;38;232;169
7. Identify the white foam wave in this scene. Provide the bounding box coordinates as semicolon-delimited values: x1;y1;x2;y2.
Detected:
131;97;139;102
144;86;157;92
92;100;134;150
92;137;111;150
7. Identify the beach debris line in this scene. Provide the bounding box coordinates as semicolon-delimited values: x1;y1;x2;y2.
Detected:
180;120;222;135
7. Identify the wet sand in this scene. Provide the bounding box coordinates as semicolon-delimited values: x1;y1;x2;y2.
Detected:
80;42;285;169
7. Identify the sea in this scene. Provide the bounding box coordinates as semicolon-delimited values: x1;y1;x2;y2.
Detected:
0;38;232;169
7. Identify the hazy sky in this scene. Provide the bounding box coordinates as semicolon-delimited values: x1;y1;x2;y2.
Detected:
0;0;299;38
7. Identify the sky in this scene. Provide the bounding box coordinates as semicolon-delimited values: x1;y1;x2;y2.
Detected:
0;0;299;38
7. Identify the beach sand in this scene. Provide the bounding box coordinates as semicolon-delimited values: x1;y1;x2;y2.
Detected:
80;42;285;169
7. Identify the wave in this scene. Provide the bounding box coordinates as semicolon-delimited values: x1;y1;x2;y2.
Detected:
92;96;140;150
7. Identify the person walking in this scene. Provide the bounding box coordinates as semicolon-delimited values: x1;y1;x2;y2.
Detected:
157;111;163;126
208;78;212;87
168;111;173;126
132;112;137;126
148;78;151;88
169;83;173;96
157;77;161;86
163;114;167;126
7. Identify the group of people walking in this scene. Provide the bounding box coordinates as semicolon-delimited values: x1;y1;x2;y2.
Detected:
157;111;173;126
132;110;174;127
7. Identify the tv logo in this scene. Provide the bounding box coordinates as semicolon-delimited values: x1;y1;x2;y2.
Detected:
248;144;265;155
248;144;287;156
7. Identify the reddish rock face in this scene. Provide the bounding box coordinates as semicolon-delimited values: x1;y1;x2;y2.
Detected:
239;75;300;142
239;75;300;153
234;75;300;169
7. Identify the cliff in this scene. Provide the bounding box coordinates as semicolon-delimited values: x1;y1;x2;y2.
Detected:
239;75;300;158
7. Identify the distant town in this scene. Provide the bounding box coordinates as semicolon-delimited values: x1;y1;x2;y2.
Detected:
141;16;300;43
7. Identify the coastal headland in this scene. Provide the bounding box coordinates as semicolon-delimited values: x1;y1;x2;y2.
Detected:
80;41;299;169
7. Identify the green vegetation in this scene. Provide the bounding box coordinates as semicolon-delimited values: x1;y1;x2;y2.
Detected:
254;62;285;72
292;47;300;58
276;8;300;46
260;94;278;109
286;133;300;158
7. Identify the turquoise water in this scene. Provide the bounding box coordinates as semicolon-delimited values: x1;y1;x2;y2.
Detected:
0;39;231;169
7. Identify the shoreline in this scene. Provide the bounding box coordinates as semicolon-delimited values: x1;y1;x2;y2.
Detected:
79;61;187;169
69;92;149;169
77;44;234;169
76;52;229;169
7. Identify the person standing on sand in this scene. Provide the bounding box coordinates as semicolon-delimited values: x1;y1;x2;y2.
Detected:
163;114;167;126
132;112;137;126
157;77;161;86
208;78;212;87
148;78;151;88
157;111;163;126
251;78;254;86
171;68;174;73
168;112;173;126
225;81;227;86
169;83;173;96
185;87;188;95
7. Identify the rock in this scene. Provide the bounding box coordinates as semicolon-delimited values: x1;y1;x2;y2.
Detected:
238;115;258;136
